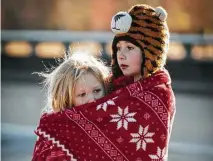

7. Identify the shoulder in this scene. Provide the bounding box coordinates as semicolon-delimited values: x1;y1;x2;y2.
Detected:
39;111;66;122
142;69;175;111
112;76;134;91
36;111;70;131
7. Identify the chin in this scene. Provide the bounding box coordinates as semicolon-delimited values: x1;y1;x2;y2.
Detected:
122;71;132;76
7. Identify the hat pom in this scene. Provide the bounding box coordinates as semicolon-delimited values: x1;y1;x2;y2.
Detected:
155;6;167;21
111;11;132;34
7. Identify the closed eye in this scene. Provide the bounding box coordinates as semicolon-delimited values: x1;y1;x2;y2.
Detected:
77;93;86;97
94;89;101;94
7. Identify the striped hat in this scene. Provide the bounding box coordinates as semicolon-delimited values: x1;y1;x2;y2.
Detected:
111;4;170;78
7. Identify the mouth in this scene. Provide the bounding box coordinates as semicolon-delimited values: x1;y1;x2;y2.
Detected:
120;64;129;69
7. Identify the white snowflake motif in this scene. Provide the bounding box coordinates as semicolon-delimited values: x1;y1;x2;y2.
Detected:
160;134;166;141
129;125;155;151
96;117;103;122
110;106;136;130
96;98;116;111
149;147;167;161
116;137;124;143
136;158;142;161
144;112;151;120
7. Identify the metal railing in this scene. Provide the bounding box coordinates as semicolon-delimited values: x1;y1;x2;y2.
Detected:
2;30;213;44
2;30;213;61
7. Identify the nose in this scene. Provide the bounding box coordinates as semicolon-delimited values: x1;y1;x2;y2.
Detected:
118;48;126;60
88;99;95;103
88;94;95;103
118;54;125;60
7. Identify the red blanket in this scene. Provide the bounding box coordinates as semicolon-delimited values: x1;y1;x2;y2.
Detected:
32;69;176;161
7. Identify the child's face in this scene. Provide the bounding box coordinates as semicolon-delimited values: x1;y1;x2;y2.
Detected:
73;72;105;106
116;41;142;78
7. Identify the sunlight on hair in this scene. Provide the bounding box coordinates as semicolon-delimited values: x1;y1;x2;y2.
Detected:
70;41;103;57
72;51;91;59
66;47;95;62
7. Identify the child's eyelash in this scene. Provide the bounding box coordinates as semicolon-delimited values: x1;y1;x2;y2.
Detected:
117;46;134;50
94;89;101;93
127;46;134;50
77;93;86;97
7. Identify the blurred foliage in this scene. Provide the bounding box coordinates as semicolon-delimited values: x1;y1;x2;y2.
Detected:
2;0;213;33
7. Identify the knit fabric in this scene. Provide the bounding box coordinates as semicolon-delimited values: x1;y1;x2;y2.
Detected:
32;69;176;161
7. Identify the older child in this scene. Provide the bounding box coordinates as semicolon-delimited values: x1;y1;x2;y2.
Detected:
110;4;176;160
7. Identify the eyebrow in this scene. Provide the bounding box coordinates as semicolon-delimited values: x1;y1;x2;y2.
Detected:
126;42;135;46
75;85;101;92
93;85;102;88
117;42;134;46
76;89;85;93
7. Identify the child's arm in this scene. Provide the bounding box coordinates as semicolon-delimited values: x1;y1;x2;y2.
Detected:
32;134;70;161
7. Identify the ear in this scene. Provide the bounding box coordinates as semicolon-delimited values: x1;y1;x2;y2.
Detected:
111;11;132;34
155;6;167;21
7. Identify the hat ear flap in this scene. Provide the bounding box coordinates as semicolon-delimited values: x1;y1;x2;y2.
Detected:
155;6;167;21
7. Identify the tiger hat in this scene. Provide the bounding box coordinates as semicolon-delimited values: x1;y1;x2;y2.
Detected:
111;4;170;78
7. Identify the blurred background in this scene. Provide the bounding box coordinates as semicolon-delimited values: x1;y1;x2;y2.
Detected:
1;0;213;161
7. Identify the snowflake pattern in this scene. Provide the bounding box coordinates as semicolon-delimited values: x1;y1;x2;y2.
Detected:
160;134;166;141
116;137;124;144
110;106;136;130
96;117;103;122
144;112;151;120
149;147;166;161
136;158;142;161
96;97;117;111
129;125;155;151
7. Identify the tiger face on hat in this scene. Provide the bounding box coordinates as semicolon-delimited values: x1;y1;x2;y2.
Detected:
111;4;170;79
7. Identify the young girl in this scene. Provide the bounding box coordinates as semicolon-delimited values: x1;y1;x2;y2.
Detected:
41;53;110;112
110;4;176;160
32;52;110;160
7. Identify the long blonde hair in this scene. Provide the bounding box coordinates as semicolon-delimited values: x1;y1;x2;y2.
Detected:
38;52;110;113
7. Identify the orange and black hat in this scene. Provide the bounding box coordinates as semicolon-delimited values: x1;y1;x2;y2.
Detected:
111;4;170;78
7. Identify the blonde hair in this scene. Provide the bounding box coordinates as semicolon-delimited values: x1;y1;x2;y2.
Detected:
38;52;110;113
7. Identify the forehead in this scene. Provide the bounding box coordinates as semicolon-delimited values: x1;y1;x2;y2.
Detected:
75;72;102;90
117;41;135;46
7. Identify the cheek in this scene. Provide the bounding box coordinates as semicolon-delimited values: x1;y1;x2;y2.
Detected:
130;52;142;67
72;97;79;106
100;90;105;97
116;53;120;63
96;89;105;99
73;97;85;106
